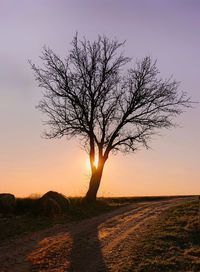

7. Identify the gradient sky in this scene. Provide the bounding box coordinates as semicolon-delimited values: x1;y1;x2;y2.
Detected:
0;0;199;197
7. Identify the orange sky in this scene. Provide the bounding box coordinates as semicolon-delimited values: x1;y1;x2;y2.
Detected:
1;123;199;198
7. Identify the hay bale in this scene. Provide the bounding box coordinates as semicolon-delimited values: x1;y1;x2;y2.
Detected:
37;191;69;217
0;193;16;214
39;197;61;217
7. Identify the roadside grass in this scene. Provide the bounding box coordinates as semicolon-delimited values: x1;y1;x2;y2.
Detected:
130;200;200;272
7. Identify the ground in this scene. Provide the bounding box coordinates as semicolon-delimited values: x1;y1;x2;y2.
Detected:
0;197;198;271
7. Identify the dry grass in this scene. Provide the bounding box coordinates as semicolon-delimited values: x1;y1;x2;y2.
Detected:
130;200;200;272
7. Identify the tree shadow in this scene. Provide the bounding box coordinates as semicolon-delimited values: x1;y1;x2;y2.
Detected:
26;213;110;271
67;204;136;271
27;204;136;271
68;222;106;272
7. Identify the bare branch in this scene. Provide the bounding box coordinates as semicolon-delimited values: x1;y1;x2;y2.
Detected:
30;34;192;168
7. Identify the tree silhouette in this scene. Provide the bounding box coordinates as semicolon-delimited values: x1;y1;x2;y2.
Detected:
30;34;191;201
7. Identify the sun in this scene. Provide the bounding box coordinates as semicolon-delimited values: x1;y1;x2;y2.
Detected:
85;157;98;171
93;157;99;168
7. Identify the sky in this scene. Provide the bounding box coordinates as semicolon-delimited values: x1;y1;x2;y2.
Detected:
0;0;199;197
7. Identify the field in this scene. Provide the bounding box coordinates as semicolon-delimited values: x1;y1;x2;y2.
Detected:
0;196;199;271
130;200;200;272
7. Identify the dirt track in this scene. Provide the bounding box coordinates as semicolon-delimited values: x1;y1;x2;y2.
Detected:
0;197;193;272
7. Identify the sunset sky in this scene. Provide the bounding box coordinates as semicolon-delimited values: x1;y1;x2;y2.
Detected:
0;0;199;197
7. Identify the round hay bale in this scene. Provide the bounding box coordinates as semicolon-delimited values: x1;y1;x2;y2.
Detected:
0;193;16;214
37;191;69;217
39;197;61;217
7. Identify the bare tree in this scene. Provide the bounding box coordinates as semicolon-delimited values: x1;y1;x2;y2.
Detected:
30;34;191;201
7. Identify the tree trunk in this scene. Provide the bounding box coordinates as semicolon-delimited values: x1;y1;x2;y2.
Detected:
85;164;104;202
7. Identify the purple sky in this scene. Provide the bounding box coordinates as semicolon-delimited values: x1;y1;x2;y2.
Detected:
0;0;200;197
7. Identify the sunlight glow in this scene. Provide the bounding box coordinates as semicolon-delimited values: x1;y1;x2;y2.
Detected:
86;157;99;171
94;157;99;168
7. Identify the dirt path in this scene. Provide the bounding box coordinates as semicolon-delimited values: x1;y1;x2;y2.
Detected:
0;197;193;272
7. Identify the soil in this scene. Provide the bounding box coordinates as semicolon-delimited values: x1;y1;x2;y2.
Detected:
0;197;193;272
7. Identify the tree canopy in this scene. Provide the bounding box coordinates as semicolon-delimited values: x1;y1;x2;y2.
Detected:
30;34;191;200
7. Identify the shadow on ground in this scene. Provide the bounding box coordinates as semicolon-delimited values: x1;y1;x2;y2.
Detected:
27;205;133;271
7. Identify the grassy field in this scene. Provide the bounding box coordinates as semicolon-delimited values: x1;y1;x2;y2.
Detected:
130;200;200;272
1;195;199;272
0;196;199;271
0;195;184;242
